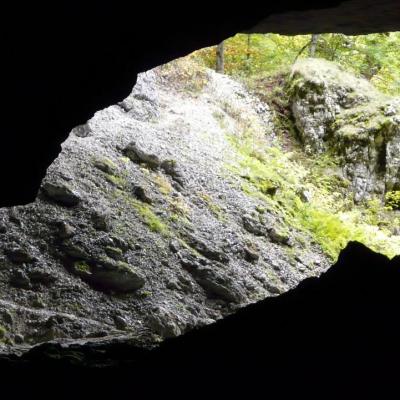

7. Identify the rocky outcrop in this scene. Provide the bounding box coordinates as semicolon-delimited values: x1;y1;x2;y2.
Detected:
290;58;400;202
0;58;329;356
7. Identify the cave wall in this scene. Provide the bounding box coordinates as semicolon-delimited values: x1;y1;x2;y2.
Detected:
0;0;399;206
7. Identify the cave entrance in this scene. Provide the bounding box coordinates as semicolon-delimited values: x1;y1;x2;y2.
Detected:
1;30;400;349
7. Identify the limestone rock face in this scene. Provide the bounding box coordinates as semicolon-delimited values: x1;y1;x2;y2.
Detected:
0;59;329;355
290;58;400;202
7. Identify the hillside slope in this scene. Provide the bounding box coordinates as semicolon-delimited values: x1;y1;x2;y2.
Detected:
0;59;330;352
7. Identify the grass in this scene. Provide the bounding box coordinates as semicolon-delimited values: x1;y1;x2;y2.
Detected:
105;173;127;189
227;130;400;261
198;192;225;221
132;200;169;235
73;261;92;276
154;173;173;195
0;325;6;342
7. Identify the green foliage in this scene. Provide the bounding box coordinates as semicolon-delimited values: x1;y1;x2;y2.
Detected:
198;192;225;221
0;325;6;340
105;173;127;189
153;173;173;195
385;191;400;210
73;261;92;276
227;129;400;260
193;32;400;95
132;200;169;235
159;56;209;94
93;157;118;174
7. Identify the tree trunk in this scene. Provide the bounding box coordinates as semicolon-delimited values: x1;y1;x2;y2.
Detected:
309;34;319;57
247;34;251;60
216;41;225;74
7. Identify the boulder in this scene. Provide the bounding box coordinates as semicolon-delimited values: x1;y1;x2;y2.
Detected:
268;227;291;245
5;246;34;264
55;221;76;239
290;58;400;201
183;233;229;263
178;250;245;303
161;159;185;186
242;214;266;236
91;210;112;231
10;269;31;289
28;268;57;285
132;185;153;204
42;181;81;206
73;258;145;293
124;141;161;169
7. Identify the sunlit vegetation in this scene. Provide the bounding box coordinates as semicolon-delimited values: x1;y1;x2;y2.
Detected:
194;32;400;95
227;131;400;260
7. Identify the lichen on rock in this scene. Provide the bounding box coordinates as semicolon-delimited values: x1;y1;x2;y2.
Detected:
290;58;400;202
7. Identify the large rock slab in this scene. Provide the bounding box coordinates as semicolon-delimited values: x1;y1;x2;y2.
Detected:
290;58;400;201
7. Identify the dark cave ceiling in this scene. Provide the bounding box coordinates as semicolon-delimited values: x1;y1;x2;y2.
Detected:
0;0;399;206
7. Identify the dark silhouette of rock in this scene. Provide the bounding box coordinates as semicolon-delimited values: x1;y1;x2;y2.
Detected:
1;242;399;397
0;2;399;207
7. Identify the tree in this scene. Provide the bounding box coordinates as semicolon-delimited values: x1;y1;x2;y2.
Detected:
309;34;319;57
216;41;225;73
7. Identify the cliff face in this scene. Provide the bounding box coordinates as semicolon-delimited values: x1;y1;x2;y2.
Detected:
290;58;400;202
0;59;329;351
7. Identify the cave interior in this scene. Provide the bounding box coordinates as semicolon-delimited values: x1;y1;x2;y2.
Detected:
1;0;400;396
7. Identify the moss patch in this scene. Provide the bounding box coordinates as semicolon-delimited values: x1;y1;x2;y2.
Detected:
132;200;169;235
73;261;92;276
226;123;400;260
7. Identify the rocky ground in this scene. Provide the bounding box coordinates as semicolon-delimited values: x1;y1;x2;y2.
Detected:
0;58;330;353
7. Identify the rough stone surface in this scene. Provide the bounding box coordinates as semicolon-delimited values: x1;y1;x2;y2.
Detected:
290;58;400;202
0;59;329;355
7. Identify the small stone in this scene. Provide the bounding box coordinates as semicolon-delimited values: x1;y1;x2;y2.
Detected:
85;330;109;338
298;188;312;203
61;240;90;260
242;214;266;236
92;210;112;231
28;268;57;285
161;159;185;186
72;124;92;138
265;281;283;295
113;315;128;330
56;221;76;239
8;208;21;225
2;310;13;324
42;181;81;206
297;263;307;273
10;270;31;289
32;297;45;309
0;223;6;234
147;308;181;338
169;240;181;253
244;246;260;262
5;247;34;264
268;227;290;245
183;233;229;263
160;159;178;176
166;280;180;290
105;246;124;260
133;185;153;204
45;315;64;328
106;236;129;251
75;257;145;293
13;334;24;344
124;141;161;169
93;157;117;174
